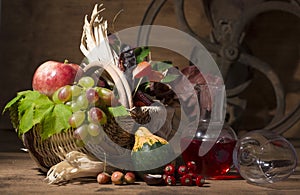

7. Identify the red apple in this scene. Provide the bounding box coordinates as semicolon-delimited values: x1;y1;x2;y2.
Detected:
32;60;82;97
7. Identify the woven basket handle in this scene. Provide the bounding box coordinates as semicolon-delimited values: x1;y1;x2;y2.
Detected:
83;61;133;109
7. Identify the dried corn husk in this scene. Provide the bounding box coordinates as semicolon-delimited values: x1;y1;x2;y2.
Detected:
45;149;114;184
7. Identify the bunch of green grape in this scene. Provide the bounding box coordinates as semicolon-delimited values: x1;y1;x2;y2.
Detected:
52;76;114;146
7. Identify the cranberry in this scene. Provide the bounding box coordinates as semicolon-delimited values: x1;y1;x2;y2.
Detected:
187;161;197;173
164;164;175;175
165;175;176;186
195;175;205;187
178;165;188;176
180;174;193;186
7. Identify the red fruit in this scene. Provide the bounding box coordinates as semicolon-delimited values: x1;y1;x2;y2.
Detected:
164;164;175;175
57;85;72;102
180;174;193;186
124;172;136;184
164;175;176;186
111;171;124;185
88;107;106;124
188;172;198;185
97;172;111;184
32;60;81;97
188;172;198;179
178;165;188;176
86;88;100;104
94;87;114;106
195;175;205;187
187;161;197;173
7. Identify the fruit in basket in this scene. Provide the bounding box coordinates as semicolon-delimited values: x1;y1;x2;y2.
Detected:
70;85;83;97
88;107;107;125
94;87;114;106
132;127;174;173
78;76;95;88
86;88;99;104
32;60;81;97
75;94;89;111
69;111;86;128
74;124;89;140
87;123;102;137
57;85;72;102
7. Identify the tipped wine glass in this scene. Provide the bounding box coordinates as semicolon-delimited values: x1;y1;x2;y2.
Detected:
233;130;298;184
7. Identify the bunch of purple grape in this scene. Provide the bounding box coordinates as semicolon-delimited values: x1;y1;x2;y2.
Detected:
52;76;113;146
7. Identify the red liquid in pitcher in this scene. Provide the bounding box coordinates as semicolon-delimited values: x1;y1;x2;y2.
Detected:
181;138;236;178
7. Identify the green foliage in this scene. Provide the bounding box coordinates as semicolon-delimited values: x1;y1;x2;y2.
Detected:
135;47;150;64
108;105;129;117
3;90;72;139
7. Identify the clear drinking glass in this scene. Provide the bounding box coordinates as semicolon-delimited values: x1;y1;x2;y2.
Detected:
233;130;298;184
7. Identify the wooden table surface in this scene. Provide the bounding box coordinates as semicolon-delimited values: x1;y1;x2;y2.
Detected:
1;129;300;195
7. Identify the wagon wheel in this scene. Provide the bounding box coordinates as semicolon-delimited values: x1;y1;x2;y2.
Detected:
140;0;300;134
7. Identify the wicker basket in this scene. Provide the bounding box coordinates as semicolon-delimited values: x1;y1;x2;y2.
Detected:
16;61;170;173
21;115;140;172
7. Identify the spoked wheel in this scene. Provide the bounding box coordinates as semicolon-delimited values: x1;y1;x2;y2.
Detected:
141;0;300;134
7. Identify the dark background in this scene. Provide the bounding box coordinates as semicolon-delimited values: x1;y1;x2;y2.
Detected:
0;0;299;139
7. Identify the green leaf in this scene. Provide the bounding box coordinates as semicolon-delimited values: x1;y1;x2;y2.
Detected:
40;104;72;140
18;104;34;134
2;90;37;114
135;47;150;64
151;61;173;72
17;92;54;135
18;91;41;116
161;74;180;83
4;89;73;140
32;94;54;124
108;106;129;117
33;104;54;125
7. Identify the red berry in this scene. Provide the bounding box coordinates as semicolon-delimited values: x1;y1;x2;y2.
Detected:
165;175;176;186
180;174;193;186
187;161;197;173
164;164;175;175
188;172;198;185
86;88;99;104
178;165;188;176
195;175;205;187
188;172;198;179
